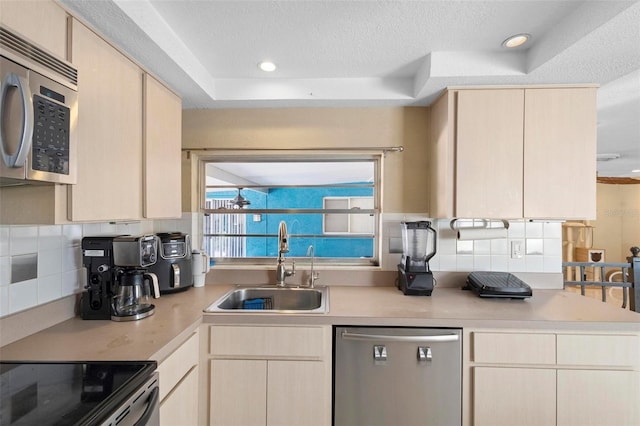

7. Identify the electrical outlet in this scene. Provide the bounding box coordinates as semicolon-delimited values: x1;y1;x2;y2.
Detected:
511;240;524;259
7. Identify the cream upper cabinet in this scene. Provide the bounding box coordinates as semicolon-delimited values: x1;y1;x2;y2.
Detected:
68;19;143;221
428;86;597;220
523;88;597;219
143;75;182;219
0;0;68;59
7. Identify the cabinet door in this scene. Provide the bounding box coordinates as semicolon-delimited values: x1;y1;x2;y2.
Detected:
473;367;556;426
210;360;266;426
68;20;143;221
456;89;524;218
160;365;199;426
144;75;182;218
267;361;328;426
557;369;640;426
0;0;67;59
523;88;597;219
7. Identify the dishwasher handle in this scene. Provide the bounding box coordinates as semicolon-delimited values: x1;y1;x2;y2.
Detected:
341;330;459;343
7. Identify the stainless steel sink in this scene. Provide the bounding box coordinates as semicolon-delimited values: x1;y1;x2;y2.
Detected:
204;285;329;314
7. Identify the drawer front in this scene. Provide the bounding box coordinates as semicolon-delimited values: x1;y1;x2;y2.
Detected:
557;334;639;367
158;331;199;401
209;325;325;359
473;332;556;365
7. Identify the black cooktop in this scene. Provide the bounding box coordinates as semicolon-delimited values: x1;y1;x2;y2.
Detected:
0;361;156;426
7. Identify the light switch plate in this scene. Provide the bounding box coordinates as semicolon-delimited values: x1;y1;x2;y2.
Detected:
511;240;524;259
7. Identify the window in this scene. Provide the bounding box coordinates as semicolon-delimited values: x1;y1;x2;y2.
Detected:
201;154;380;266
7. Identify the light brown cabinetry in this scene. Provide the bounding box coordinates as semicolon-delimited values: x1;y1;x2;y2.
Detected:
68;19;143;221
0;0;68;59
428;86;597;219
158;330;199;426
468;330;640;426
206;325;331;426
143;75;182;218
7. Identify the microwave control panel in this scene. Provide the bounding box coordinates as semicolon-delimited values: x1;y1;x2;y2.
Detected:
32;92;70;175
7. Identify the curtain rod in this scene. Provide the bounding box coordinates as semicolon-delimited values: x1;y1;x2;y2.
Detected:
182;146;404;153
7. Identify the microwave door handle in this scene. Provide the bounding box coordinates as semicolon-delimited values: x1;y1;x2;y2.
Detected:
0;72;34;167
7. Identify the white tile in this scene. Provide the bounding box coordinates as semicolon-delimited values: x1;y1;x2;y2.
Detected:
526;256;544;273
0;285;8;317
428;253;440;271
153;219;176;233
508;221;525;238
62;224;83;247
38;249;62;277
38;225;62;251
525;221;544;238
438;236;457;255
101;222;118;234
543;222;563;238
526;239;544;256
490;255;509;272
474;240;491;255
456;240;473;255
0;257;10;286
543;256;563;273
456;255;474;271
437;255;457;271
62;270;83;296
38;273;62;304
0;227;9;257
63;246;82;272
10;226;38;255
473;255;491;271
82;223;103;236
9;279;38;313
543;238;562;256
508;257;527;272
490;239;509;255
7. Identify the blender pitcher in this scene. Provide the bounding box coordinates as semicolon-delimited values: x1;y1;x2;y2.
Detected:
401;221;437;272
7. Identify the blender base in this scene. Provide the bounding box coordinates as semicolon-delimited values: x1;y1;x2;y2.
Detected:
397;265;434;296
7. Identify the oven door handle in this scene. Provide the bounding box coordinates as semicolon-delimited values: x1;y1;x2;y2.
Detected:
133;386;159;426
341;330;459;343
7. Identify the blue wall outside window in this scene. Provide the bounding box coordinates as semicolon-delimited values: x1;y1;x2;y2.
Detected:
207;186;374;258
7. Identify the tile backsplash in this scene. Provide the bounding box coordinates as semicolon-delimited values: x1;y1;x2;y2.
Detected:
0;214;202;318
381;216;563;275
0;213;562;318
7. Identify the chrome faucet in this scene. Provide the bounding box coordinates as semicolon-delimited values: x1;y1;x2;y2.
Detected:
276;221;295;286
306;245;319;288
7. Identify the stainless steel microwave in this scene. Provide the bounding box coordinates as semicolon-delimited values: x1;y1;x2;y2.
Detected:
0;25;78;186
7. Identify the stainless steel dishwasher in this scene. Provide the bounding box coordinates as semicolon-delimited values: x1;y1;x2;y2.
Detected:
334;326;462;426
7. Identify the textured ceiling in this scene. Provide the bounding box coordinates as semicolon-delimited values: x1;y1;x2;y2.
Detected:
59;0;640;178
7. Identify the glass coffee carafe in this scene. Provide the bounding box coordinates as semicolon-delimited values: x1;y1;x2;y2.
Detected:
112;269;159;321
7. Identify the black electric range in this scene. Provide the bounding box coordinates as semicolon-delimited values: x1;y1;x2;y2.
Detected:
0;361;158;426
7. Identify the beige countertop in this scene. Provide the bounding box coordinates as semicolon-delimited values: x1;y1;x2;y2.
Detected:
1;284;639;362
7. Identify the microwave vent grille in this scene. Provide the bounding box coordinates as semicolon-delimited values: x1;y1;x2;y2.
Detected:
0;26;78;87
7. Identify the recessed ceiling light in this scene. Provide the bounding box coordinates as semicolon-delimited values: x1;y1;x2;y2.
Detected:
502;33;531;48
258;61;276;72
632;169;640;173
597;153;621;161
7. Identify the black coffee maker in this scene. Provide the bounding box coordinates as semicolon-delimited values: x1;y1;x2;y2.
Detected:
397;221;437;296
81;236;123;320
147;232;193;294
111;235;160;321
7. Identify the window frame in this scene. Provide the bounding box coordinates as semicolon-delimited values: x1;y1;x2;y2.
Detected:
199;151;382;267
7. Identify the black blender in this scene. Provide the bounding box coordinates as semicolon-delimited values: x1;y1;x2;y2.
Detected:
397;221;437;296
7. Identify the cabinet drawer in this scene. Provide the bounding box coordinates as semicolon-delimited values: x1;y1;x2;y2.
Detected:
557;334;639;367
158;331;199;401
473;332;556;364
210;326;325;359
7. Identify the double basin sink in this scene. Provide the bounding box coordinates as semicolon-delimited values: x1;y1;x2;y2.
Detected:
204;285;329;314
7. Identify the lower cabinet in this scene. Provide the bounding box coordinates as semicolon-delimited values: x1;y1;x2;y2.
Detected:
206;325;331;426
469;330;640;426
158;330;200;426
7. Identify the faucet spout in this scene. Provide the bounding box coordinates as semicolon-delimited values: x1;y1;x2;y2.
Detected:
306;245;319;288
276;221;295;286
